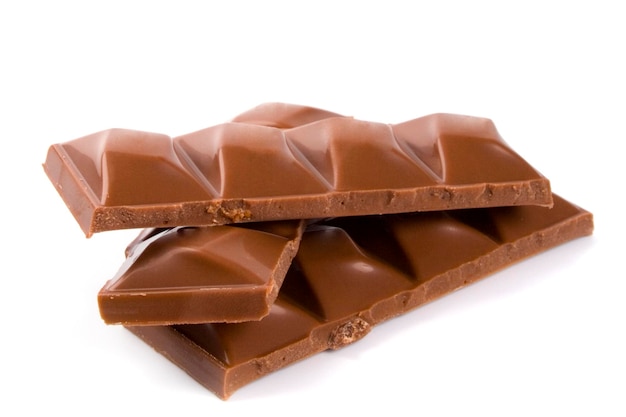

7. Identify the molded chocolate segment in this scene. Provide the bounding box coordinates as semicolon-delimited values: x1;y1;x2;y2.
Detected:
43;104;551;236
231;102;344;129
98;220;305;325
175;123;329;198
126;194;593;399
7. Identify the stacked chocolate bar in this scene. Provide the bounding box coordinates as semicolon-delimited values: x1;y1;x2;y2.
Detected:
43;103;593;399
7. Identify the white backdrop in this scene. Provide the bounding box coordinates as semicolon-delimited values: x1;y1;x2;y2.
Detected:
1;1;623;415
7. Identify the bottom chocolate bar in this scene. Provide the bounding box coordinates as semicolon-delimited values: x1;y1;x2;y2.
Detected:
126;195;593;399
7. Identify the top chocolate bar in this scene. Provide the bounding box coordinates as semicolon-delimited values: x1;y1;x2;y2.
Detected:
43;103;552;236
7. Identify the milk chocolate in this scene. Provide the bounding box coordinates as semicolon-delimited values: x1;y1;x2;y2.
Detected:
231;102;344;128
126;194;593;399
98;220;305;325
43;104;552;236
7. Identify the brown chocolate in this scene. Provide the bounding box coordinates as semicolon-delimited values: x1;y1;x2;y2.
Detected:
43;103;552;236
126;194;593;399
231;102;344;128
98;220;305;325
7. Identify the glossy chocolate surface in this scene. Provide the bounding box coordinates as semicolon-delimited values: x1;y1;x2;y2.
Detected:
127;194;593;399
98;220;305;325
231;102;344;129
43;103;551;236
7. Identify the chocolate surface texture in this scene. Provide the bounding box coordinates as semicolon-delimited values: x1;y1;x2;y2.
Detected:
126;194;593;399
43;103;552;236
98;220;305;325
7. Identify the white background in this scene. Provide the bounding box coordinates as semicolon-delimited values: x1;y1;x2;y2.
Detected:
1;1;624;415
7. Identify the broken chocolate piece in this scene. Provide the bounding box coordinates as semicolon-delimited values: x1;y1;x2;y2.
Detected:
126;194;592;399
98;220;305;325
43;104;552;236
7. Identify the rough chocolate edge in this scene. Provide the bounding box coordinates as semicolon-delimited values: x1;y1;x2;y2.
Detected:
43;144;101;235
62;174;550;236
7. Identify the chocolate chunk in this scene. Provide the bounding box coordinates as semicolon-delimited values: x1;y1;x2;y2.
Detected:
43;104;551;236
126;194;592;399
98;220;305;325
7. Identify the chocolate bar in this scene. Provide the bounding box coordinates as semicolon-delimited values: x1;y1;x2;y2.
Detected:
126;194;593;399
43;104;552;236
98;220;305;325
